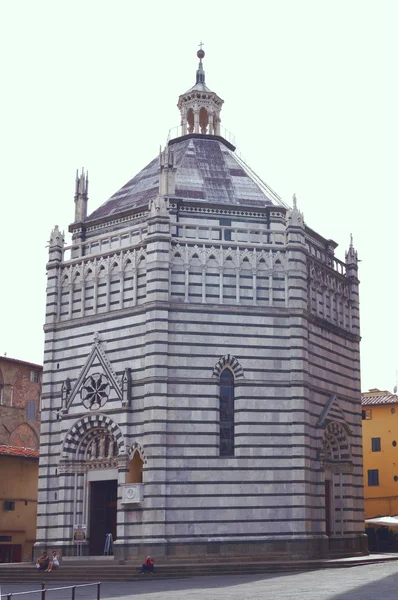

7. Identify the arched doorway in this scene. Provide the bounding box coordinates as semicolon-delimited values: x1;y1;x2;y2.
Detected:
61;415;126;556
85;432;119;555
320;421;353;539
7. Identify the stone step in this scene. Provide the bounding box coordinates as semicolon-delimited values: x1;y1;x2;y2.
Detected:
0;568;310;583
1;557;398;583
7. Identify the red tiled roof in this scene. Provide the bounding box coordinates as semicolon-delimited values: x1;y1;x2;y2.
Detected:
0;356;42;370
361;390;398;406
0;445;39;458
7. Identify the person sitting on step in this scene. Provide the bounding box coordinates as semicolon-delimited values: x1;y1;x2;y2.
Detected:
46;550;60;572
140;555;155;574
36;552;49;570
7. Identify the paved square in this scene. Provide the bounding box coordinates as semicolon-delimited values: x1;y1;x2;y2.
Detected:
2;563;398;600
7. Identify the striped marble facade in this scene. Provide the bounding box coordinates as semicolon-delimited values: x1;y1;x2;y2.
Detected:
36;147;365;560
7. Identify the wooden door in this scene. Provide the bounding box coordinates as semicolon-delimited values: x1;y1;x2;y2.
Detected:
325;479;332;537
89;480;117;555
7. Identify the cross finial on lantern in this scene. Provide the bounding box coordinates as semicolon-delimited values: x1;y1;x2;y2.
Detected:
196;42;205;83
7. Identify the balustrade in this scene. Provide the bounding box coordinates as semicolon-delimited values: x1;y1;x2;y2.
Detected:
63;224;147;263
173;223;285;246
306;241;347;276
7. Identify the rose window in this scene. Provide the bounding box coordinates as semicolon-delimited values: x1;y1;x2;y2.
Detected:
81;373;110;410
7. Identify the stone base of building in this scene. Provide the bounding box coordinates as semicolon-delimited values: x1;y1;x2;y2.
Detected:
35;534;368;562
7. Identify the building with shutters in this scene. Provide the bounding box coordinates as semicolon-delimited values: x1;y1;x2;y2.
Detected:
362;389;398;520
36;49;366;561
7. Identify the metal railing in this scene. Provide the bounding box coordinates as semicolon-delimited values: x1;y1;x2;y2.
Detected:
1;582;100;600
167;124;236;147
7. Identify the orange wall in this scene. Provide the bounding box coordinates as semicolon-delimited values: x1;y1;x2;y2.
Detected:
362;404;398;518
0;455;38;561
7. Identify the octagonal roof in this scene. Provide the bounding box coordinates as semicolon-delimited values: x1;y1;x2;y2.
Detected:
86;136;285;223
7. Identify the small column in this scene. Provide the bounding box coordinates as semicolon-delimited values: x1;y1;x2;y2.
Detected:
284;273;289;307
219;268;224;304
194;108;200;133
252;270;257;306
322;286;327;319
106;275;111;312
68;283;73;319
184;263;189;303
181;109;187;136
168;266;172;301
93;277;98;315
317;287;322;316
268;273;273;306
56;283;61;322
208;112;213;135
81;276;86;318
133;269;138;306
120;272;125;310
235;268;240;304
201;266;206;303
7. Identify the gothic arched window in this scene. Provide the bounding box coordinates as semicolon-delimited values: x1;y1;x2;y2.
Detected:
220;368;234;456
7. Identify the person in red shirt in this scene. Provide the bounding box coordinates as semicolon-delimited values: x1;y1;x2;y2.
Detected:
140;555;155;574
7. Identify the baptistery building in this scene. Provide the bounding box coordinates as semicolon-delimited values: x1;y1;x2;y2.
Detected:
36;50;366;560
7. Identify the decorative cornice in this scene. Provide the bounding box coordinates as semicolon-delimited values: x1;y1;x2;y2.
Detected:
58;455;128;474
170;204;280;219
70;211;148;234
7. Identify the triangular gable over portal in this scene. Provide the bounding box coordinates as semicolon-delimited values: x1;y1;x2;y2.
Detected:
317;394;352;434
65;333;123;412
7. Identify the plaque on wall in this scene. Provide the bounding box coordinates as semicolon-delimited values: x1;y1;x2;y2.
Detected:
73;524;87;544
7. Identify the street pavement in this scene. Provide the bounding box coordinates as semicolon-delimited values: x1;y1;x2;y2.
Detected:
2;562;398;600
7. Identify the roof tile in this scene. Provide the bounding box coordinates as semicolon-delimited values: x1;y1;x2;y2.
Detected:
0;445;39;459
86;137;283;223
361;392;398;406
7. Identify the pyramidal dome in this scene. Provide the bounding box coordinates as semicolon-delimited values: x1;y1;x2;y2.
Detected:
82;48;287;226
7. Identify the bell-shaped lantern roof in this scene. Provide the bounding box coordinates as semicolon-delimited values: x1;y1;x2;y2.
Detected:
177;47;224;136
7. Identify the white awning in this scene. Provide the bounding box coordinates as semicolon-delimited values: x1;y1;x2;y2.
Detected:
365;516;398;526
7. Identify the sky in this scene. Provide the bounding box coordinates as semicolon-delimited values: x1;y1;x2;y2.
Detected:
0;0;397;392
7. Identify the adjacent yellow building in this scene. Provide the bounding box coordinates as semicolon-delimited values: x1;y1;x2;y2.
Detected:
0;356;42;562
0;446;39;562
362;389;398;519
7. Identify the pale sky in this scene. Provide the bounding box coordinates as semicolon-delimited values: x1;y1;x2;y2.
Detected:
0;0;397;392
